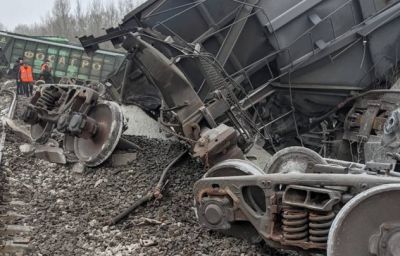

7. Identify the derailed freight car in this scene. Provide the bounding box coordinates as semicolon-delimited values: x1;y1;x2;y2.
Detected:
71;0;400;255
0;31;125;82
86;0;400;162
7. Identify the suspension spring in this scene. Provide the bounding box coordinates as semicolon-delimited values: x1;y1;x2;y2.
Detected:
282;209;308;242
309;211;335;245
36;87;60;110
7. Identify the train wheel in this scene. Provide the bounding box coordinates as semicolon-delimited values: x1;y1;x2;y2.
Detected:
264;146;327;174
327;184;400;256
200;159;265;244
74;101;123;167
204;159;265;177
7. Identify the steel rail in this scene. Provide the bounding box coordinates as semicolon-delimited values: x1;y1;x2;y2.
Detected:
0;88;17;165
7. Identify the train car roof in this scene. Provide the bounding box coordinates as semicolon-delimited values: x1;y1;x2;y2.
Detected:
0;30;125;57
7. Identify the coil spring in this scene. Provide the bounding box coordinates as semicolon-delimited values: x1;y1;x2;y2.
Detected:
282;209;308;242
36;88;59;110
309;211;335;244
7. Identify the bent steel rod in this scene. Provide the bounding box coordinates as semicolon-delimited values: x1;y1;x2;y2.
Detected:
109;150;187;225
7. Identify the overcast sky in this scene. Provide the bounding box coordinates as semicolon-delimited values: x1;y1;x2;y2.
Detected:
0;0;134;30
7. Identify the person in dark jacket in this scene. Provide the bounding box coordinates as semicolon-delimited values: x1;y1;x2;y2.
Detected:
13;57;24;95
39;59;54;83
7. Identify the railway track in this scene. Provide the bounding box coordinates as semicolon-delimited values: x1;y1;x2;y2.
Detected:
0;86;17;164
0;82;32;255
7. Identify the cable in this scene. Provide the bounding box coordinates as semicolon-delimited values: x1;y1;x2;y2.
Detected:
288;71;304;147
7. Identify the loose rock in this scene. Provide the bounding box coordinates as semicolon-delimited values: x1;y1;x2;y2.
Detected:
19;143;35;155
111;152;138;167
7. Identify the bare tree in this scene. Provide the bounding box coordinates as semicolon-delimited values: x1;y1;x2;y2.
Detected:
12;0;145;48
104;2;120;28
0;22;5;31
50;0;73;38
118;0;143;16
14;24;32;34
87;0;106;36
75;0;87;36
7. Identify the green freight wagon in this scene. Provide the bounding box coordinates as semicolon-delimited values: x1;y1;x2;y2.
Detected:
0;31;125;82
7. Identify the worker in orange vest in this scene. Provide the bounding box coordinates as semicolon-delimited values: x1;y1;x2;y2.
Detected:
18;60;34;97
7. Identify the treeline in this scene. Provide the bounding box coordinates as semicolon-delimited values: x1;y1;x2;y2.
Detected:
13;0;144;49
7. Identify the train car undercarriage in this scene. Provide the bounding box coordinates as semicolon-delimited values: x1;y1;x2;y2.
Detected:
194;147;400;255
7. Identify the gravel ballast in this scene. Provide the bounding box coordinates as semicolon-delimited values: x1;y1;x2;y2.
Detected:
1;81;295;256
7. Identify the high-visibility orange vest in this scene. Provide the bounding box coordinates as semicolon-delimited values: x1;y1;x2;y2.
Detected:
20;65;34;83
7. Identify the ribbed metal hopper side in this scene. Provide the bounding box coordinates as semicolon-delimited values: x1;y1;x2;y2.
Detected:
120;0;400;110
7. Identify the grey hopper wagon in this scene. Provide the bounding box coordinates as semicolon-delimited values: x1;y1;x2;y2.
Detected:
83;0;400;162
70;0;400;254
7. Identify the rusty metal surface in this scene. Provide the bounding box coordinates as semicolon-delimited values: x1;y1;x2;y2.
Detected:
193;124;244;167
22;84;124;166
340;91;400;163
198;159;265;244
327;184;400;256
194;148;400;254
74;101;123;167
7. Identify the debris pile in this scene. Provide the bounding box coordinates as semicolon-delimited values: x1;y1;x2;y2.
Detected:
2;124;290;255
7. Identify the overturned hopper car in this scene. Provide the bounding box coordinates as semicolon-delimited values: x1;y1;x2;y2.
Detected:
0;31;125;82
34;1;400;255
81;0;400;164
